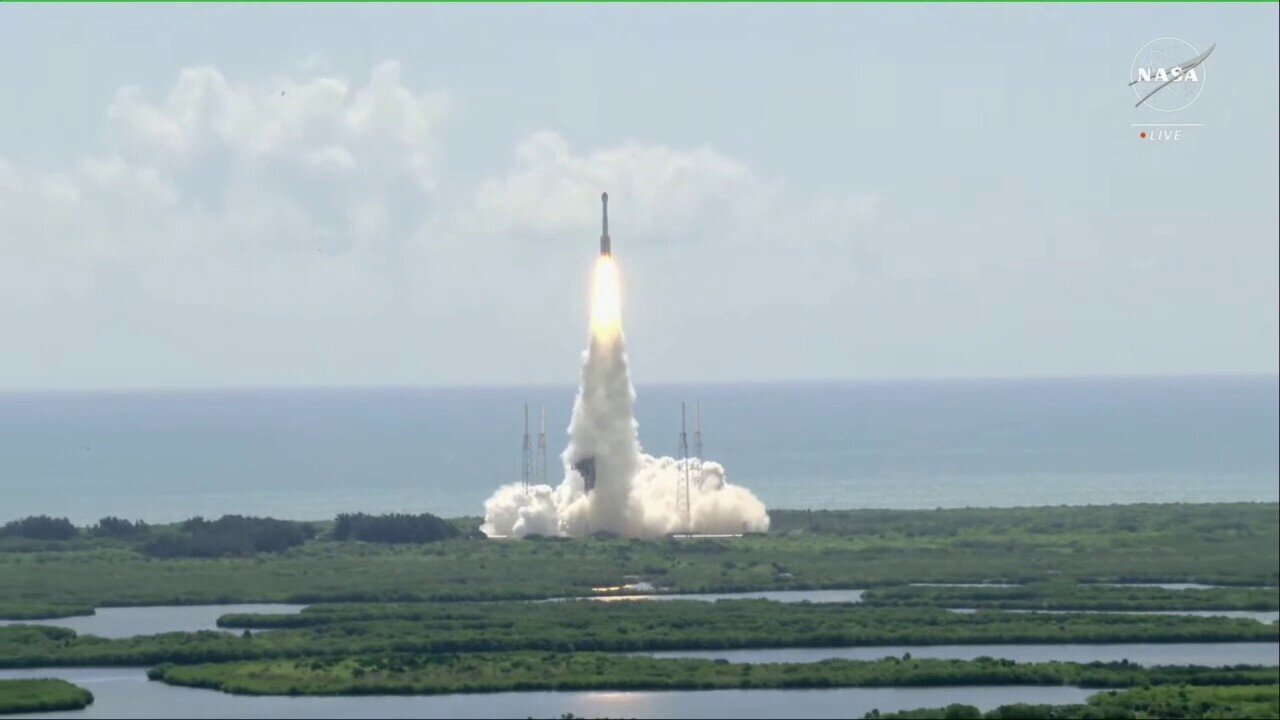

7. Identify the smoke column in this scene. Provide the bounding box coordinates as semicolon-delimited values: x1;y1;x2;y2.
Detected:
481;255;770;539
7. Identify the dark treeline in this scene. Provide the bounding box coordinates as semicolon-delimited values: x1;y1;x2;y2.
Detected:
0;516;76;541
332;513;458;544
142;516;317;558
0;511;459;557
0;516;151;545
92;517;150;539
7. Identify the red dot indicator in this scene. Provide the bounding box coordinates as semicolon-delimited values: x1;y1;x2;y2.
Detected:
1139;131;1147;139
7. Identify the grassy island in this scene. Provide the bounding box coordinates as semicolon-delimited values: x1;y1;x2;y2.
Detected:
146;654;1278;696
0;679;93;715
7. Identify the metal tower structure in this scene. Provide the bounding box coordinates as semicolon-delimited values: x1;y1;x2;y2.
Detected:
521;404;533;495
693;401;703;477
537;405;548;487
677;402;691;531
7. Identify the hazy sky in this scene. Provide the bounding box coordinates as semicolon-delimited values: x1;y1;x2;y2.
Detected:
1;4;1276;388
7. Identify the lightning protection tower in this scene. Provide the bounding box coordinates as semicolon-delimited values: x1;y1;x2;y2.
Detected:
677;402;691;532
694;401;704;477
521;404;533;495
537;405;548;487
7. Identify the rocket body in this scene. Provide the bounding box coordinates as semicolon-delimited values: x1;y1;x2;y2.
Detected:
600;192;611;256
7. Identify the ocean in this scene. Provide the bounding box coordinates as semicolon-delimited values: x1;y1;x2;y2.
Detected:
1;375;1276;525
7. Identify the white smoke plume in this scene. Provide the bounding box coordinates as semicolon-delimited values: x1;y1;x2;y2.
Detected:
481;257;770;539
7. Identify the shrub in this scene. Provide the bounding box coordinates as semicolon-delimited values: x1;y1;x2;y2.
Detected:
0;516;76;541
332;513;458;544
92;516;149;539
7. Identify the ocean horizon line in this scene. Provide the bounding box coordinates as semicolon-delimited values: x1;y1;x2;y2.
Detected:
2;371;1276;396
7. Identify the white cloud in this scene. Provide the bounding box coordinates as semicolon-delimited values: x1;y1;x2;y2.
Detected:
306;145;357;172
105;62;446;185
430;129;877;255
471;130;767;239
1;61;450;317
2;61;880;336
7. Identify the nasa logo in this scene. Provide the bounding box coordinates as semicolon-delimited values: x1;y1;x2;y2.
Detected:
1130;38;1212;112
1135;66;1200;84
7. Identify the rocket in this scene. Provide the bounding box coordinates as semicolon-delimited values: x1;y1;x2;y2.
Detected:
600;192;611;257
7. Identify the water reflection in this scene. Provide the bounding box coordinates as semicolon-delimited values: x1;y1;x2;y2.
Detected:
558;589;866;604
909;583;1020;588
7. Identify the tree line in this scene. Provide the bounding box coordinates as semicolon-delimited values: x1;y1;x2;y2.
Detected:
0;510;457;557
332;513;458;544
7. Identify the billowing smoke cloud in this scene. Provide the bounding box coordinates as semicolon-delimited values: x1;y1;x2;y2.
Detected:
481;257;770;539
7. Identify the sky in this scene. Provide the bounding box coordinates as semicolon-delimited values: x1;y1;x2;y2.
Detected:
0;4;1276;389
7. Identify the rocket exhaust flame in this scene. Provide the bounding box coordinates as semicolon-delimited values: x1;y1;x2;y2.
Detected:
480;194;770;539
590;256;623;344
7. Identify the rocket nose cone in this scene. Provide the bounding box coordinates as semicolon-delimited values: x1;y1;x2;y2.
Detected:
601;192;608;203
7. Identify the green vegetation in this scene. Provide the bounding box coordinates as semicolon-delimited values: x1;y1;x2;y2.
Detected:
332;512;458;544
91;516;150;539
862;583;1280;611
0;679;93;715
0;516;76;541
770;504;1273;556
146;654;1278;696
141;515;318;558
1083;684;1280;719
3;602;1275;669
0;603;94;621
870;684;1280;719
0;503;1275;716
214;598;1280;650
0;504;1274;608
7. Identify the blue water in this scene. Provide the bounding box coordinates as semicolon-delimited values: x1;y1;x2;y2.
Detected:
1;376;1275;524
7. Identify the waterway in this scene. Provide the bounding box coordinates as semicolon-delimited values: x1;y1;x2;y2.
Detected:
0;605;306;638
575;589;866;603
